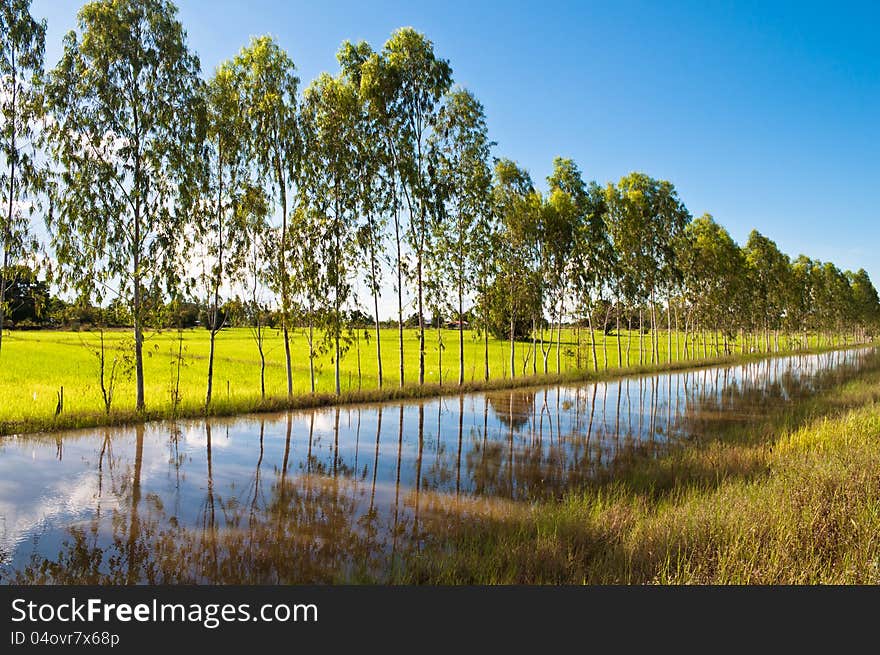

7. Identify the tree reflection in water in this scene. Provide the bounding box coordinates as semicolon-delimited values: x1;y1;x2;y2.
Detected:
6;349;875;584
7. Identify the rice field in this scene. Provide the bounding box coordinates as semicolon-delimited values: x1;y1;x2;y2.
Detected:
0;326;854;434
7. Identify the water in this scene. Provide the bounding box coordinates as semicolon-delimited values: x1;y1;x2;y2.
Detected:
0;348;875;583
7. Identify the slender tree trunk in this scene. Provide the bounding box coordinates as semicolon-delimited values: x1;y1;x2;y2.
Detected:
394;200;405;388
555;298;562;374
437;317;443;386
639;307;644;366
278;171;293;398
369;219;383;389
651;289;660;364
133;183;145;412
458;271;464;386
482;278;490;381
417;256;425;386
371;285;383;388
334;207;341;396
206;328;217;408
509;311;515;380
587;310;598;371
206;148;224;409
0;45;20;355
258;334;265;400
674;301;680;362
615;300;622;368
308;303;315;394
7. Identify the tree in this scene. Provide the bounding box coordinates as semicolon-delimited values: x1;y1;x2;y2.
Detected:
569;179;613;371
235;35;299;397
361;27;452;386
605;173;689;365
848;268;880;339
544;158;586;373
339;39;390;389
1;0;46;352
45;0;201;411
0;263;48;324
300;72;360;395
743;230;790;352
491;158;541;378
194;61;256;408
236;187;272;399
430;87;493;385
680;214;745;356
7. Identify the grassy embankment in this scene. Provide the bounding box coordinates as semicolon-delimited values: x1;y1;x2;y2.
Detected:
394;352;880;584
0;326;869;436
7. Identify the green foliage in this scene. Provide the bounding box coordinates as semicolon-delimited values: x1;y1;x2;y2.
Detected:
0;0;47;345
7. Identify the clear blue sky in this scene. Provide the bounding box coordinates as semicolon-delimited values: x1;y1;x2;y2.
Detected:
31;0;880;295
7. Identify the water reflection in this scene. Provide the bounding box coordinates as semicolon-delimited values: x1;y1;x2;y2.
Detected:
0;348;875;583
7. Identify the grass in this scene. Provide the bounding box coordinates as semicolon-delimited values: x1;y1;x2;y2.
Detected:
0;325;866;436
394;353;880;584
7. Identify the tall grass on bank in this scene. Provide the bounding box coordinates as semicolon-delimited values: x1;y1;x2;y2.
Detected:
396;361;880;584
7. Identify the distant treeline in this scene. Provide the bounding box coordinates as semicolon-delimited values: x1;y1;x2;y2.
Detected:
3;0;879;411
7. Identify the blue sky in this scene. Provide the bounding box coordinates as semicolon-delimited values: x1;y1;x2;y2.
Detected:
31;0;880;309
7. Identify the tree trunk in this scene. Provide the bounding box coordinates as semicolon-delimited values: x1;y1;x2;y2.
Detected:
437;319;443;386
417;256;425;386
308;305;315;394
206;328;217;408
555;299;562;374
639;307;644;366
370;226;383;389
394;202;405;388
206;149;224;409
278;174;293;398
509;311;515;380
133;177;145;412
458;274;464;386
258;338;266;400
334;209;341;396
587;310;598;371
483;286;490;381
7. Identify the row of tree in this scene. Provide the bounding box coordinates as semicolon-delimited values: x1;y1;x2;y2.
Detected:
3;0;878;413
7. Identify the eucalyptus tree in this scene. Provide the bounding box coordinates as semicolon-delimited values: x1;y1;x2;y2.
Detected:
361;27;452;386
492;158;540;379
237;186;272;399
544;158;585;373
358;49;406;387
654;180;690;362
300;72;360;395
0;0;46;353
816;262;850;346
234;35;300;397
848;269;880;341
339;40;390;389
288;205;326;394
604;176;652;365
569;180;614;371
743;230;790;352
194;62;256;408
789;255;818;349
473;176;501;381
430;88;493;385
606;173;688;364
45;0;201;411
680;214;745;357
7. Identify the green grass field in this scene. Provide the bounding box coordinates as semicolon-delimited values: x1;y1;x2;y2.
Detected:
0;325;858;434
